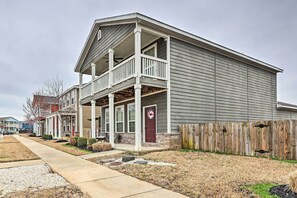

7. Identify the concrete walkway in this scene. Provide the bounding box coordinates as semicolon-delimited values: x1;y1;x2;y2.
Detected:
14;135;187;198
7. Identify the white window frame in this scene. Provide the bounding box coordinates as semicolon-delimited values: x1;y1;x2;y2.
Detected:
115;105;125;133
105;108;109;133
127;103;135;133
142;43;157;57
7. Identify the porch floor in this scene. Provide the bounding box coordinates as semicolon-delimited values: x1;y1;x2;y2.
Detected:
113;143;167;152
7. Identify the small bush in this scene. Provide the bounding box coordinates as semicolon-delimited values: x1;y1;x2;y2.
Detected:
88;138;97;145
28;133;36;137
77;137;87;147
69;137;77;146
42;134;53;140
92;142;112;152
289;172;297;193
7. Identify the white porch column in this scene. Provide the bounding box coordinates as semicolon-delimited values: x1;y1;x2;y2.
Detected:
70;115;73;135
134;26;142;151
79;73;83;137
91;100;96;138
58;115;62;139
45;118;48;135
91;63;96;95
108;93;114;146
108;49;114;88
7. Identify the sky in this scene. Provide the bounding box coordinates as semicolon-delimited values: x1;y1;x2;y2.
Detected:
0;0;296;121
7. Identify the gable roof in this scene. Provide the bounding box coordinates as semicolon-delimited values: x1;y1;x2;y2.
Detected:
74;12;283;73
0;117;19;122
277;101;297;111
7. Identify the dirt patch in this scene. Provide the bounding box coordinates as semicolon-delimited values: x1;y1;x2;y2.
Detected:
22;135;91;156
0;136;39;162
3;185;90;198
108;151;297;197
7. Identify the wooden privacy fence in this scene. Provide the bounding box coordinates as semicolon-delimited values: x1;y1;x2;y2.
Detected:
179;120;297;160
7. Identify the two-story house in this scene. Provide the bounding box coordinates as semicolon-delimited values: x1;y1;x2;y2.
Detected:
0;117;20;133
45;85;100;138
74;13;297;151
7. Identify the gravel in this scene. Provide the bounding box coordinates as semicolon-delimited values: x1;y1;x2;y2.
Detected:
0;164;69;197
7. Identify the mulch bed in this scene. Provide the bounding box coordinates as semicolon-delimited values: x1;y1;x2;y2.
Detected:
270;185;297;198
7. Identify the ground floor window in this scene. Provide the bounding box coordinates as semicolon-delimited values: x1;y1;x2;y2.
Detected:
105;108;109;132
128;103;135;132
115;105;124;133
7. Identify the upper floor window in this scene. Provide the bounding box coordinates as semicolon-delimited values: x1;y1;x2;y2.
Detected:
143;43;157;57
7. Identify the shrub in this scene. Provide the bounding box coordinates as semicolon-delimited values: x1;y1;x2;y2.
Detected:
28;133;36;137
42;134;53;140
88;138;97;145
92;142;112;152
289;172;297;193
77;137;87;147
69;137;77;146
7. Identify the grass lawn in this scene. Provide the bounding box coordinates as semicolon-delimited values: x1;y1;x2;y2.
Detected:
92;150;297;197
245;183;278;198
22;135;92;156
0;136;39;162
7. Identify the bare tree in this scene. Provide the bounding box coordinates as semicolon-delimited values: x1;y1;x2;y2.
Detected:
23;76;64;122
36;76;64;97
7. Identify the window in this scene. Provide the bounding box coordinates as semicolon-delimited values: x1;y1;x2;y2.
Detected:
97;29;102;40
127;103;135;133
115;105;124;133
143;43;157;57
105;108;109;133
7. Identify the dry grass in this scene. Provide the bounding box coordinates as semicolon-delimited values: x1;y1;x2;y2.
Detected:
109;151;297;198
0;136;39;163
22;134;91;156
3;185;90;198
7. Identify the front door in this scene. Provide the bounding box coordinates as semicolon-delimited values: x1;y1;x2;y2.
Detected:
144;106;156;143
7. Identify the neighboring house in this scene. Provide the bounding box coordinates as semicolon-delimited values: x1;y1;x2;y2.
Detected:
20;122;33;132
0;117;20;133
74;13;297;151
45;85;100;139
32;95;58;136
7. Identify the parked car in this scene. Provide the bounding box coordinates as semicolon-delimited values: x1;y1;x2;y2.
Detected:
3;131;14;135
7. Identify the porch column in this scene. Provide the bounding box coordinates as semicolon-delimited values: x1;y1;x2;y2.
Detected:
70;115;73;136
54;115;58;138
91;100;96;138
134;26;142;151
79;73;83;137
58;115;62;139
91;63;96;95
45;118;48;134
108;49;114;88
108;93;115;146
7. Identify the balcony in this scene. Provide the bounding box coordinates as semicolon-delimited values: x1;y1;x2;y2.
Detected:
81;54;168;99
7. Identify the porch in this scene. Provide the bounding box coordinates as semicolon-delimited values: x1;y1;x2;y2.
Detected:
78;25;171;151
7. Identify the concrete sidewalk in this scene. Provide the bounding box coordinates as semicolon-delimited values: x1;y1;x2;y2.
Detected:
14;135;187;198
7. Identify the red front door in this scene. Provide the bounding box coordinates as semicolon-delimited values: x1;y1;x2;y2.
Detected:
145;106;156;143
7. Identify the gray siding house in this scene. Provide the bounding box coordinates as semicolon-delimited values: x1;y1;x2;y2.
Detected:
74;13;297;150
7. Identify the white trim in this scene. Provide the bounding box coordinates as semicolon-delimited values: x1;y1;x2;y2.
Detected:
142;104;157;143
115;105;125;133
142;43;157;58
105;108;109;133
167;36;171;133
97;29;102;40
127;103;135;133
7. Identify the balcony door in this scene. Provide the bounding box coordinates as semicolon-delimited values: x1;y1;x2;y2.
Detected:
142;43;157;76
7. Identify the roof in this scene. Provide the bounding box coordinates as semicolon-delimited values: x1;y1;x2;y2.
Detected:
74;12;283;73
0;117;19;122
59;85;79;98
33;95;58;105
277;101;297;112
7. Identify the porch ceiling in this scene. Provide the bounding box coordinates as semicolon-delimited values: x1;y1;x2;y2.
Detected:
83;31;160;76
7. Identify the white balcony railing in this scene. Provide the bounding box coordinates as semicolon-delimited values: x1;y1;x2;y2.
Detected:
94;71;109;93
81;54;168;99
141;54;167;80
112;55;135;85
81;82;91;99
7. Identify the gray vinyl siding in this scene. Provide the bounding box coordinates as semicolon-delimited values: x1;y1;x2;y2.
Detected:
170;38;216;130
216;55;248;122
82;23;135;70
101;92;167;133
170;38;280;132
